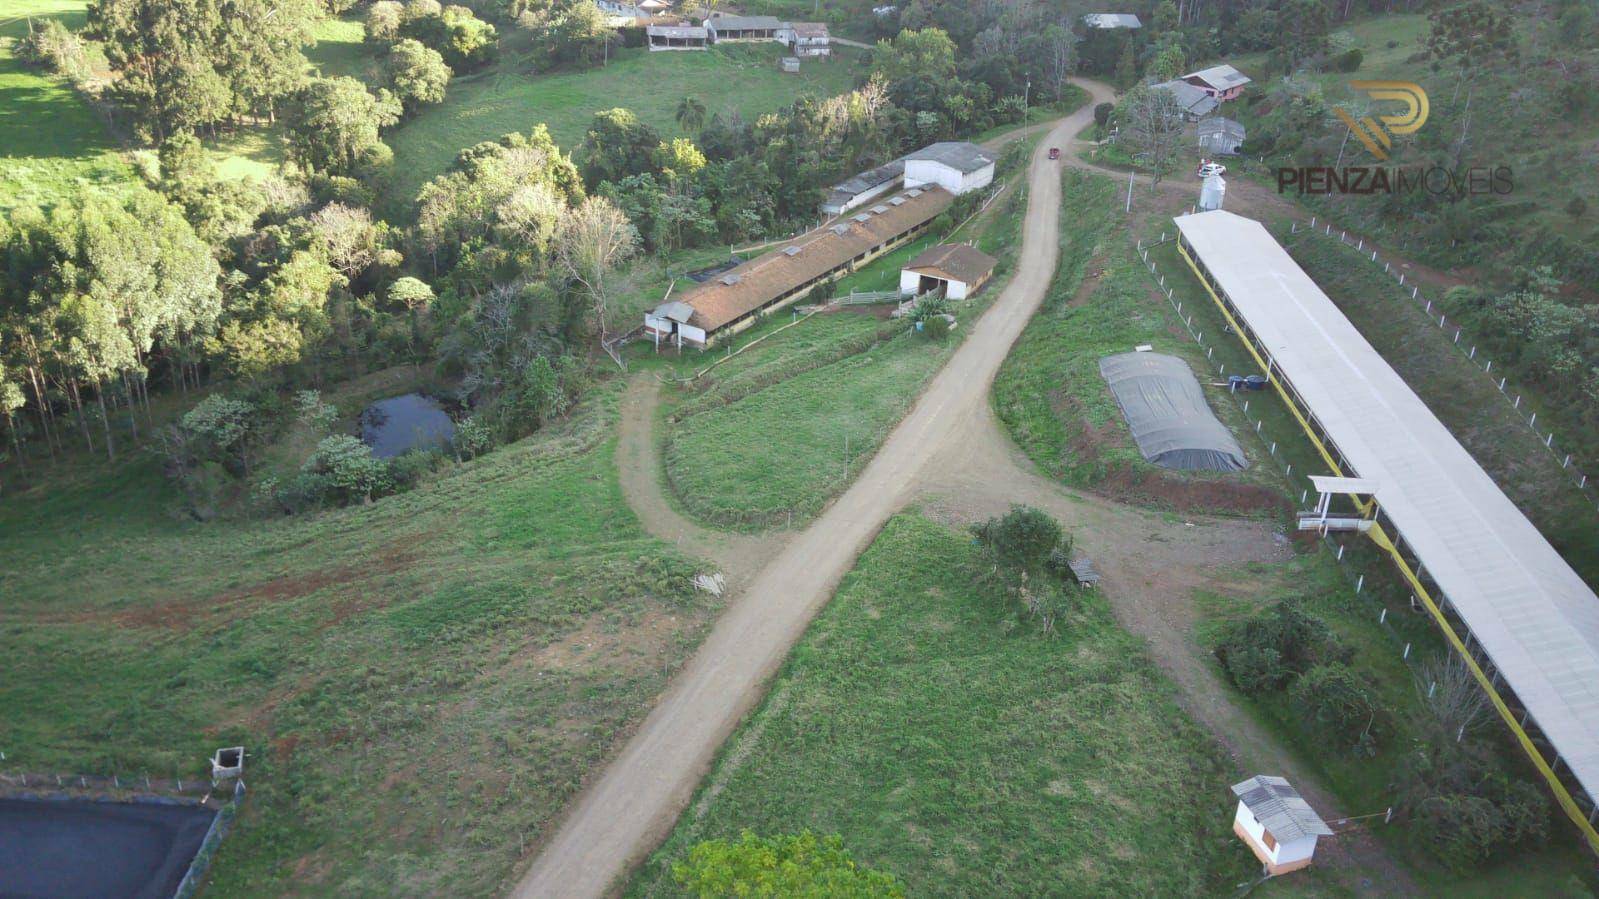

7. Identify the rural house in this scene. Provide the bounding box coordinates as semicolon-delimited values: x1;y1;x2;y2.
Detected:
899;243;997;300
1230;776;1333;876
1197;117;1246;156
1182;64;1252;101
705;15;784;42
779;22;831;57
647;24;708;50
646;186;954;348
902;142;995;195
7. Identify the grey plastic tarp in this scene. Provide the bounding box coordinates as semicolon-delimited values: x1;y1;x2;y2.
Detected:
1098;352;1247;471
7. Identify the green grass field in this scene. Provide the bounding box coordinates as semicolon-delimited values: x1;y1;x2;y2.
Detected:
630;512;1255;897
0;383;724;895
0;1;133;210
380;43;864;219
993;170;1286;514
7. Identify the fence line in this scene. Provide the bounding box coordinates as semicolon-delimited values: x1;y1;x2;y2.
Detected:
175;779;246;899
1287;218;1599;518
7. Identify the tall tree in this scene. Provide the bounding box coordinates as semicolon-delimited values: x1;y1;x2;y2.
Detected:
555;196;637;346
385;38;451;112
1117;84;1185;187
284;77;402;176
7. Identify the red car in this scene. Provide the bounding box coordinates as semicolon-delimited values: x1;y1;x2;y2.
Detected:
1048;147;1061;160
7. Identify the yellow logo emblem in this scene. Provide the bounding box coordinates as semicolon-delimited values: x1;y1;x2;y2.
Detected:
1333;81;1429;161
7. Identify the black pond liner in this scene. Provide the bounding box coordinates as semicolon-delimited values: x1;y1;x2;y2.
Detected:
0;797;216;898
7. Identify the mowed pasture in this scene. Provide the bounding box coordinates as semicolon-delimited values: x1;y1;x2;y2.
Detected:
631;513;1253;897
0;384;723;895
381;43;863;219
0;0;132;210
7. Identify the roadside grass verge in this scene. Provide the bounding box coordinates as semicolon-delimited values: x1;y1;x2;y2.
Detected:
993;169;1287;516
0;383;723;895
630;512;1256;897
380;44;862;220
1283;230;1599;587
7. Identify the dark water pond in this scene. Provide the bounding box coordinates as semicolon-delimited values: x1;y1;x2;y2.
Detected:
359;393;455;458
0;797;215;898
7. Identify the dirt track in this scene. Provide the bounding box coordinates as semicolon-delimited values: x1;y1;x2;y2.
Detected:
516;78;1411;896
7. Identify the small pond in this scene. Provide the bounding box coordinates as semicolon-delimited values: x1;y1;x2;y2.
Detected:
359;393;455;459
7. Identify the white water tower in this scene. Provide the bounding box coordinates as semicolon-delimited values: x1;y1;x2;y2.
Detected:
1199;173;1226;211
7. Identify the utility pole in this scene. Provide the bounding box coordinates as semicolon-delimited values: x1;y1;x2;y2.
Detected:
1023;79;1031;125
1125;169;1135;213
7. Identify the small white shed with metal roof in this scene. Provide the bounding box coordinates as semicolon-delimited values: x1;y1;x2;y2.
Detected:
1231;775;1333;875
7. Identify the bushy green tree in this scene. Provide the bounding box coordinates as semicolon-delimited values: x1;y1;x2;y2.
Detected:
400;3;497;71
284;77;402;176
578;108;663;188
385;38;451;111
16;18;90;81
1216;601;1352;694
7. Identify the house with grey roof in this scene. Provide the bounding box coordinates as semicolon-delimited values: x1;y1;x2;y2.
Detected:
1183;64;1252;101
1231;776;1333;876
1150;79;1219;120
705;14;784;42
647;24;708;50
821;160;906;216
902;142;995;196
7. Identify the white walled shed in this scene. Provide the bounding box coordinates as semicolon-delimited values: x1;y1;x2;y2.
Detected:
902;142;994;196
1231;775;1332;875
899;243;997;300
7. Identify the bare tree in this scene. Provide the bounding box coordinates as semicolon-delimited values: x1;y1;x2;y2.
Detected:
555;196;639;347
1415;655;1490;742
1118;85;1186;187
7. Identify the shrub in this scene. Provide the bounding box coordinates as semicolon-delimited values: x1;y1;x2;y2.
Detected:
672;831;904;898
452;415;494;459
1215;601;1351;694
1332;48;1363;73
301;435;392;504
1566;196;1588;219
1413;777;1548;873
1289;662;1383;752
1094;101;1114;127
16;18;89;81
921;315;951;341
180;394;261;474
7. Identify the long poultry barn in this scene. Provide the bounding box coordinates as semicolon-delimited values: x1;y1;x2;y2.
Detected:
1173;209;1599;853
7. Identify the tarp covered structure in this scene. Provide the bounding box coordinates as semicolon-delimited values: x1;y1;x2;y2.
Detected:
1099;352;1247;471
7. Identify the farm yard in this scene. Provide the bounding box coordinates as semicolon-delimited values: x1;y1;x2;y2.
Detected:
6;0;1599;892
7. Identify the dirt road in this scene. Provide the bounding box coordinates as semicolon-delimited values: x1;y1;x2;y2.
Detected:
513;84;1116;899
615;377;784;586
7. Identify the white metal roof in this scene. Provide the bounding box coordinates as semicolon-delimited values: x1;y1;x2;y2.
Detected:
1176;210;1599;800
1082;12;1142;28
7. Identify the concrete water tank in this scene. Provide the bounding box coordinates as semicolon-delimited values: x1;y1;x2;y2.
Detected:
1199;174;1226;211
